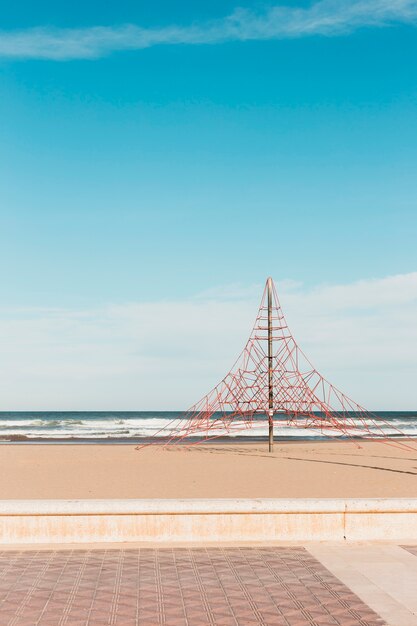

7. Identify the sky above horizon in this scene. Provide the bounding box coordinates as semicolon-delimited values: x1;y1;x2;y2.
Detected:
1;1;416;409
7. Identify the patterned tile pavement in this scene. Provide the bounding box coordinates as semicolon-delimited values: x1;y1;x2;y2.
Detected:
0;547;385;625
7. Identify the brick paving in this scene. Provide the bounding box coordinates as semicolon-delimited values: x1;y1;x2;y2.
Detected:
0;547;385;625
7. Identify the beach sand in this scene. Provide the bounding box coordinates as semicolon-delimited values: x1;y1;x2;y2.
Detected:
1;440;416;499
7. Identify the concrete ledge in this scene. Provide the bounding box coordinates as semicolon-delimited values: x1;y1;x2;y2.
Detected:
0;498;416;544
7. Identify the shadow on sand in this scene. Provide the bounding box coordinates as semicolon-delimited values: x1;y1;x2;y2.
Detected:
179;444;417;476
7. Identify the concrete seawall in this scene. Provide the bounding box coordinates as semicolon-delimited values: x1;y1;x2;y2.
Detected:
0;498;416;544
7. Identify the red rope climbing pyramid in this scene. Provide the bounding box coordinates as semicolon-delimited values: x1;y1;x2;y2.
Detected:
157;277;412;449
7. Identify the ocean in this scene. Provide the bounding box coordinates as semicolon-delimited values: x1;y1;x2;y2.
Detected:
0;411;416;443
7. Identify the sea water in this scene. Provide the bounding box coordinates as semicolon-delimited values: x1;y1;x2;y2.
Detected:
0;411;416;443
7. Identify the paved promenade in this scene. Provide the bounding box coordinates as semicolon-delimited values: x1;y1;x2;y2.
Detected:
0;544;416;625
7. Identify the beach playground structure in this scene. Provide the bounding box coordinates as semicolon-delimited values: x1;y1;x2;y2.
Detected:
158;277;409;450
2;278;416;549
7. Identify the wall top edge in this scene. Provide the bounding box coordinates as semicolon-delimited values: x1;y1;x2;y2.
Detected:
0;498;417;516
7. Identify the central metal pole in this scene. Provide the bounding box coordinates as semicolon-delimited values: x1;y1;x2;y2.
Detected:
267;277;274;453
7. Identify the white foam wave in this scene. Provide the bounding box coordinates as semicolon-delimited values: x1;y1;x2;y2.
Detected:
1;415;416;440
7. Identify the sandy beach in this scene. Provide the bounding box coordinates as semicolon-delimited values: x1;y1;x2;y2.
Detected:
1;440;416;499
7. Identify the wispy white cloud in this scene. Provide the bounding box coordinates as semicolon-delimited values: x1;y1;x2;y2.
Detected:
0;272;416;410
1;0;417;60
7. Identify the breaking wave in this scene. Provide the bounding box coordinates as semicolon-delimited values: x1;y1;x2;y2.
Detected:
0;411;416;442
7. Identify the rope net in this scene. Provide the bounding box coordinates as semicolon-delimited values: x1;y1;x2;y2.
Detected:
147;278;414;450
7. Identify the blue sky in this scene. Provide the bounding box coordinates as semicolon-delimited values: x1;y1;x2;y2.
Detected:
0;1;416;408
